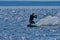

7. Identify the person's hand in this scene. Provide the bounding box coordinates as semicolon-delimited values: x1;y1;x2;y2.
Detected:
35;15;37;18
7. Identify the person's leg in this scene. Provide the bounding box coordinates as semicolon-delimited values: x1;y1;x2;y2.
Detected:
29;21;32;25
32;21;35;24
29;20;35;24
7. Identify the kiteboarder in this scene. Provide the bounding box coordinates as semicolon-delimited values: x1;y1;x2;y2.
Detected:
29;13;37;24
27;13;37;27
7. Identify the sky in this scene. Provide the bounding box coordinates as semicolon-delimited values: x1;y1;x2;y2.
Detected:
0;0;60;1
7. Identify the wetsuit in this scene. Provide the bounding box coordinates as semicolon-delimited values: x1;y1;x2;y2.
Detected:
29;14;37;24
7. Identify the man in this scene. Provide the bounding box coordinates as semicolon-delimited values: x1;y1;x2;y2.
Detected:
29;13;37;25
27;13;37;27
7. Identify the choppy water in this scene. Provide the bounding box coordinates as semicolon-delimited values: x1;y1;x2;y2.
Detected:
0;7;60;40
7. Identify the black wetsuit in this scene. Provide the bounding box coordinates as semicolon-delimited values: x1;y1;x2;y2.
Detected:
29;14;37;24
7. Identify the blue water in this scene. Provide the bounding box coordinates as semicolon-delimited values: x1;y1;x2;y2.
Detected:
0;1;60;6
0;8;60;40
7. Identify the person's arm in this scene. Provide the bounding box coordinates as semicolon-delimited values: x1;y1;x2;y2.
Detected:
34;15;37;18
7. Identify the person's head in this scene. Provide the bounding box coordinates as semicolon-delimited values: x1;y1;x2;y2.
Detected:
32;13;35;15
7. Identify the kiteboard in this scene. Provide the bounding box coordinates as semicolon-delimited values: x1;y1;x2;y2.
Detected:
27;24;38;27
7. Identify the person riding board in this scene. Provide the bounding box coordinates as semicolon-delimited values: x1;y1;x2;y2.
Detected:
29;13;37;24
27;13;37;27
